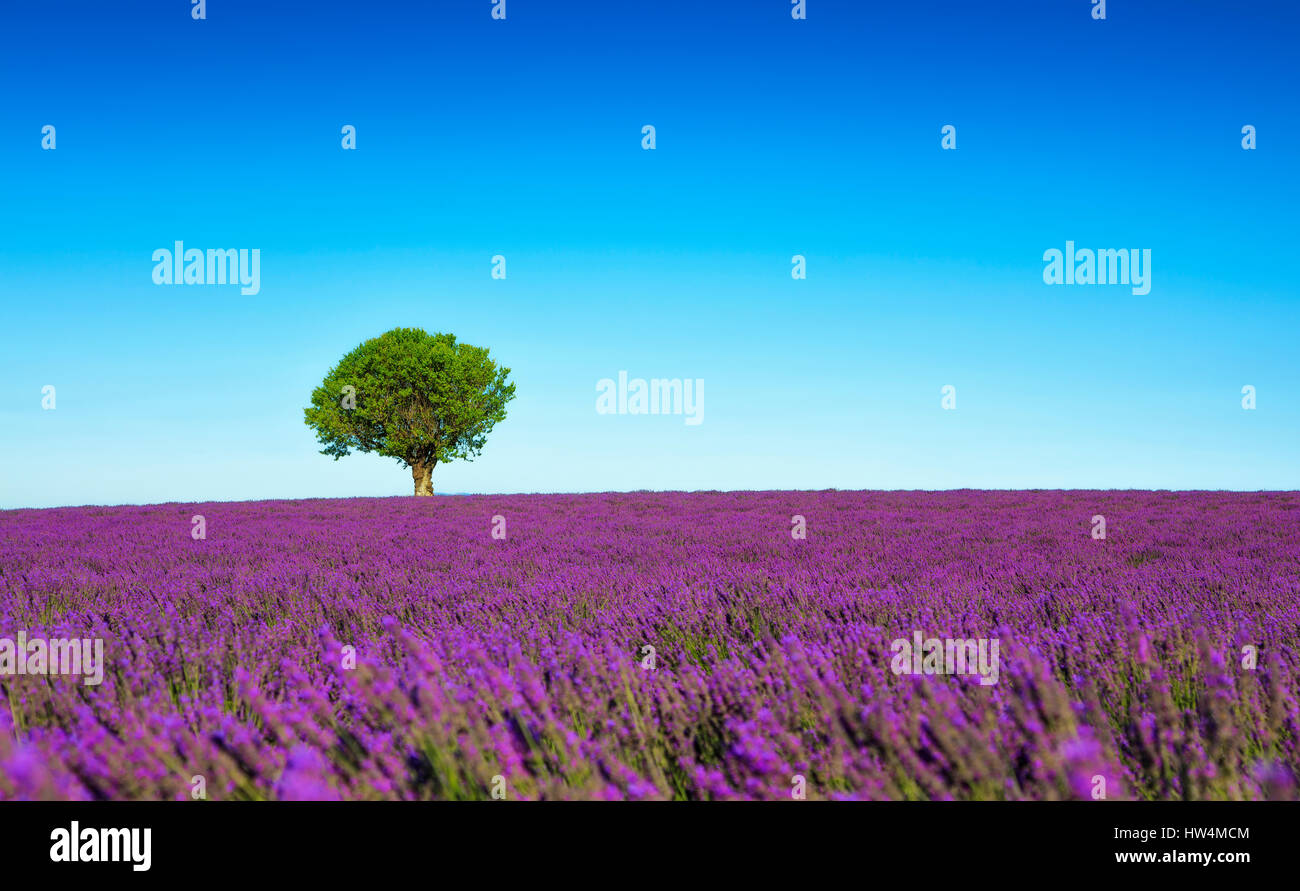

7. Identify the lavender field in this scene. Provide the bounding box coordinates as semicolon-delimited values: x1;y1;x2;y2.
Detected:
1;490;1297;801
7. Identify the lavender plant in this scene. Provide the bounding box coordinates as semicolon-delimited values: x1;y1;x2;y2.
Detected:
0;491;1295;800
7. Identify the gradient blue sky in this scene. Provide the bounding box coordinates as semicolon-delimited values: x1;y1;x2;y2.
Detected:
2;0;1297;508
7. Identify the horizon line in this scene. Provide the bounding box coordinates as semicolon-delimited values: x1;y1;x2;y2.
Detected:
4;486;1299;513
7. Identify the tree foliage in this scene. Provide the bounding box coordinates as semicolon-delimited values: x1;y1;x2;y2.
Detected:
304;328;515;492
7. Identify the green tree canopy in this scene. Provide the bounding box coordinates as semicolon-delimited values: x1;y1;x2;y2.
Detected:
304;328;515;495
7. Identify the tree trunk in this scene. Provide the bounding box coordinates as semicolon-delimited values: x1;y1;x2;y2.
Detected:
412;461;434;496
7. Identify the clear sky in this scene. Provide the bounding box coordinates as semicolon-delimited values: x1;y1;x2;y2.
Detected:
1;0;1297;508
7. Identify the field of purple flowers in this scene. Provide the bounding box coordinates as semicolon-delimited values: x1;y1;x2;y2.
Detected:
0;490;1297;800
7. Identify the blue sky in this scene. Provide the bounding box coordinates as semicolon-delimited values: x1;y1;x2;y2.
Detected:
1;0;1297;508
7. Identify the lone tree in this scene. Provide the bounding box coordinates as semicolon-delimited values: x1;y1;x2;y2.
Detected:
304;328;515;495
